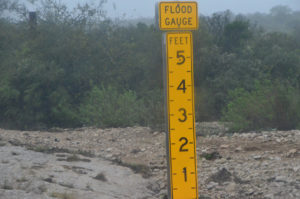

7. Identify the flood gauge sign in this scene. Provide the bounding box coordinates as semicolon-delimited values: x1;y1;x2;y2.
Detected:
159;1;198;30
158;1;199;198
165;32;198;199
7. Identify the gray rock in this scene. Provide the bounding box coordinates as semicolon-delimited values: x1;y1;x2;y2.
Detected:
207;182;218;190
209;168;232;184
0;146;154;199
275;176;288;183
225;182;236;192
253;155;262;160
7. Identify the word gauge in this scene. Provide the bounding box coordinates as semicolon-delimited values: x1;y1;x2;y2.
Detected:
164;32;198;199
159;1;198;30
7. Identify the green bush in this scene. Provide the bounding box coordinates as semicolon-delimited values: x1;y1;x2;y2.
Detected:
79;86;144;127
139;89;165;130
222;81;300;132
195;87;219;121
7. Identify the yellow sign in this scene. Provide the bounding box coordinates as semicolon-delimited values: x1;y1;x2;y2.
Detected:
166;32;198;199
159;1;198;30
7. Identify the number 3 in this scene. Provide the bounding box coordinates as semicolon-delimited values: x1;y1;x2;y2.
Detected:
178;108;187;122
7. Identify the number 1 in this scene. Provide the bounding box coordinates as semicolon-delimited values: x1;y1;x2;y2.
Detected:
183;167;187;182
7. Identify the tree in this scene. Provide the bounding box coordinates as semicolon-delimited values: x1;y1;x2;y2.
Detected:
270;5;292;17
204;10;233;45
222;20;252;51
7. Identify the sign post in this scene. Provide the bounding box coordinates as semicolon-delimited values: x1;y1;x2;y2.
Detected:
157;1;199;199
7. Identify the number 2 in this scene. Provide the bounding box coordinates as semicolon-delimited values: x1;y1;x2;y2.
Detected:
179;137;188;152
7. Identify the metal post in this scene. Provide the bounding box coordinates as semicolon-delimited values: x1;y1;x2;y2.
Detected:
29;11;37;29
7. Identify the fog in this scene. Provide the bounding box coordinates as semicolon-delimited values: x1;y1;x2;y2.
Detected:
99;0;300;18
24;0;300;19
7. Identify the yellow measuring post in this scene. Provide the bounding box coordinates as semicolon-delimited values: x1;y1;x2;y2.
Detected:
165;32;198;199
157;1;199;198
159;1;198;30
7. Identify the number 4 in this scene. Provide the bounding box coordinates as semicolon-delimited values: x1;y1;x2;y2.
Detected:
177;80;186;93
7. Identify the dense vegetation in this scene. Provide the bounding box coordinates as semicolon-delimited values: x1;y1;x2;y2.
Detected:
0;1;300;131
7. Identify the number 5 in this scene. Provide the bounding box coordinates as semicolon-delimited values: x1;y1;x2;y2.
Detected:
177;51;185;65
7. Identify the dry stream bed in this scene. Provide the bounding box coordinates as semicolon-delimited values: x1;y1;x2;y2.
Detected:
0;123;300;199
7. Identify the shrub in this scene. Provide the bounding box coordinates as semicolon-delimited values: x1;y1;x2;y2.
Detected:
195;87;219;121
222;81;300;132
79;86;144;127
139;89;165;130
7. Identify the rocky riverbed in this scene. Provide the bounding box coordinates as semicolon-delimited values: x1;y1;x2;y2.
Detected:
0;123;299;199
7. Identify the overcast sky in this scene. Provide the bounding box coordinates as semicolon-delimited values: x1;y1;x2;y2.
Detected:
27;0;300;19
104;0;300;18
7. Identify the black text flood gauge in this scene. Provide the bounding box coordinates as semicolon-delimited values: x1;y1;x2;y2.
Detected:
157;1;199;199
